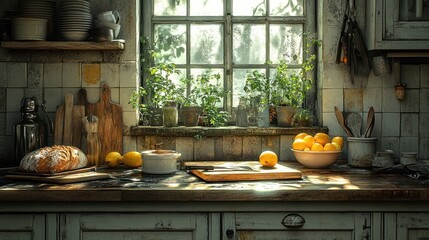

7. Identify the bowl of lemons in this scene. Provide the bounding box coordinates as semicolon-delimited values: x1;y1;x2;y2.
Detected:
291;132;343;168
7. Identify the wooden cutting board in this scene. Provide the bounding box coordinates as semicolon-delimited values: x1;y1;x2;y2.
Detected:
54;93;85;148
185;161;302;182
78;84;123;164
5;167;111;184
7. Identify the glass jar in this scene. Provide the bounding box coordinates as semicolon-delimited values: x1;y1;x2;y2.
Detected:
163;100;178;127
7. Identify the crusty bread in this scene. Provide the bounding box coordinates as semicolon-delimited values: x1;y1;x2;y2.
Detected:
19;145;88;174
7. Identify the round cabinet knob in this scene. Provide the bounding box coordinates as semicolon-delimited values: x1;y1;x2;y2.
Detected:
226;229;234;238
281;213;305;228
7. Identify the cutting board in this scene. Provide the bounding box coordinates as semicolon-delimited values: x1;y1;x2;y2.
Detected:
5;167;111;184
78;84;123;164
54;93;85;147
185;161;302;182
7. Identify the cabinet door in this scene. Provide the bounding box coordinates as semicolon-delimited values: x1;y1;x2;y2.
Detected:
396;213;429;240
60;213;209;240
223;212;370;240
0;214;45;240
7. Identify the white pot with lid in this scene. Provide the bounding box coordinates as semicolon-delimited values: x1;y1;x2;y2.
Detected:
141;150;181;174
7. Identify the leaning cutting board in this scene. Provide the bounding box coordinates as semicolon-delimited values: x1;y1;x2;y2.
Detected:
78;84;123;164
185;161;302;182
54;93;85;148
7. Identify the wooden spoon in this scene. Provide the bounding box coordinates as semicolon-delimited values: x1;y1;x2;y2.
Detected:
334;106;353;137
364;107;375;138
346;113;362;138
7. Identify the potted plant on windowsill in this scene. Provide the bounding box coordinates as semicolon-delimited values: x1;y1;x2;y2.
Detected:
292;108;313;127
271;33;320;127
243;69;270;127
193;70;229;127
179;76;201;127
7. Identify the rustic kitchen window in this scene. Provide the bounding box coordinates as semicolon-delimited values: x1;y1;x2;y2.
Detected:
141;0;316;125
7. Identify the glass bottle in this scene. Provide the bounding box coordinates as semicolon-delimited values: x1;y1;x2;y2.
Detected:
163;100;178;127
236;97;248;127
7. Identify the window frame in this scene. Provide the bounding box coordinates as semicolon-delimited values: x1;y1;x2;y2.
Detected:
141;0;317;125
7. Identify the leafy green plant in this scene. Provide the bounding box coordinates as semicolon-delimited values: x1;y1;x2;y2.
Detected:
271;33;321;107
243;70;270;107
292;108;313;127
192;70;229;127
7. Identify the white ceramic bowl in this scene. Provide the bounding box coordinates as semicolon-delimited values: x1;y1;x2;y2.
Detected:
141;150;181;174
62;31;89;41
292;149;341;168
12;17;48;40
94;21;121;38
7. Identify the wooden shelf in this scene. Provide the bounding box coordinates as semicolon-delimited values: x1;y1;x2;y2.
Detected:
1;41;125;50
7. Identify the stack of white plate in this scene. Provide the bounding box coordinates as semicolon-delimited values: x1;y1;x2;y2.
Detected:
17;0;56;40
18;0;56;21
59;0;92;41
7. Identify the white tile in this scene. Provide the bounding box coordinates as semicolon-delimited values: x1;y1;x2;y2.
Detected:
7;62;27;87
420;138;429;160
421;64;429;88
119;87;135;112
420;88;429;113
420;113;429;137
44;63;62;88
0;63;6;87
381;113;400;137
109;87;120;104
6;88;25;112
0;89;5;112
322;88;343;113
380;137;400;159
27;63;43;88
322;112;343;137
44;88;63;112
401;113;419;137
101;63;120;88
123;111;138;131
363;88;382;113
382;87;400;112
400;89;420;112
366;71;383;88
400;137;419;154
0;113;5;135
320;63;346;89
62;63;81;88
401;64;420;88
344;88;363;112
122;135;136;153
85;87;100;104
120;61;138;87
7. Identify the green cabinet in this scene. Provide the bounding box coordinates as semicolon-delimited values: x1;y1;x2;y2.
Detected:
0;214;46;240
384;213;429;240
222;212;371;240
366;0;429;50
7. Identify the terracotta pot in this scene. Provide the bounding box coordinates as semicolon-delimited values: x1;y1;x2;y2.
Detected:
276;106;296;127
181;106;201;127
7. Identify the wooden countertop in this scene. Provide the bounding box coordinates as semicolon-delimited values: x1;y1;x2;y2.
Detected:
0;162;428;202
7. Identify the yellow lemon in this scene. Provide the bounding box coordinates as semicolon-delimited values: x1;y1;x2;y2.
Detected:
292;139;307;151
332;136;344;149
105;151;122;168
122;151;142;168
323;143;338;151
294;132;308;140
311;142;324;151
314;132;330;146
259;150;278;168
304;147;311;151
303;135;314;148
331;142;342;151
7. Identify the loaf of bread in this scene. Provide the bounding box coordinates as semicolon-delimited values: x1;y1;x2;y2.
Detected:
19;145;88;174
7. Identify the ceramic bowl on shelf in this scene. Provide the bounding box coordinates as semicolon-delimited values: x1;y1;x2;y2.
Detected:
11;17;48;40
292;149;341;168
61;31;89;41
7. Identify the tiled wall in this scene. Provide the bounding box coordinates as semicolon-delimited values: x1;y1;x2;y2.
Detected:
0;0;428;166
0;0;140;166
318;0;429;160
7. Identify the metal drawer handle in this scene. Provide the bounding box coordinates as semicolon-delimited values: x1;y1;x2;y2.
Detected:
282;213;305;228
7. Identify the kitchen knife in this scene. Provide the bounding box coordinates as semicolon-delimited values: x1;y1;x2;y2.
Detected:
185;165;259;172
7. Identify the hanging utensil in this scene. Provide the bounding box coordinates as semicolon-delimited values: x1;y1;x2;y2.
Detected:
334;106;353;137
364;107;375;138
346;112;362;138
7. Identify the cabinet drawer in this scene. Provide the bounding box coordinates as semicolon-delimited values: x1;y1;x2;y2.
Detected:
61;213;209;240
224;212;370;240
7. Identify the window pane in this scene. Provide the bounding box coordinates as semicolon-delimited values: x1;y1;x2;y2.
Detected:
270;24;303;64
233;24;266;64
233;0;266;16
190;0;223;16
154;24;187;64
232;69;265;107
270;0;304;16
190;24;224;64
154;0;186;16
190;68;225;106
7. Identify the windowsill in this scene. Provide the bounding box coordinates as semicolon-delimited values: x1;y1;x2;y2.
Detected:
130;126;328;137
